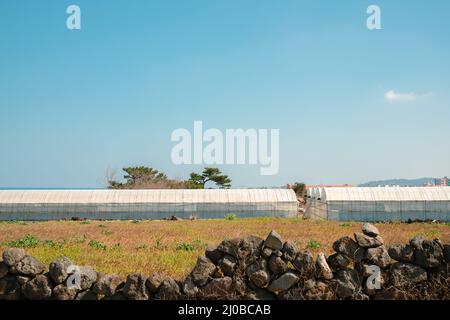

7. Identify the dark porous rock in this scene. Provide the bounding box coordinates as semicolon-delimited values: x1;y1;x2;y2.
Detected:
390;263;427;287
354;232;383;248
0;262;8;279
293;251;315;276
233;277;247;296
202;277;233;299
444;244;450;263
155;278;181;300
366;246;391;269
332;269;362;299
123;274;149;300
75;290;98;300
414;239;444;269
244;288;277;300
217;238;241;258
282;241;298;261
238;236;264;259
268;255;288;275
264;230;283;251
102;293;127;300
53;284;78;300
15;255;46;277
191;256;216;287
79;266;98;290
218;254;237;277
315;253;333;280
267;271;300;293
410;235;425;249
16;276;31;285
374;287;407;300
246;258;270;288
145;272;165;293
22;274;53;300
333;236;364;262
261;247;273;259
212;267;224;279
92;274;123;297
205;245;223;265
2;248;26;267
49;257;74;284
361;223;379;237
303;280;335;300
327;253;352;270
388;244;414;263
352;292;370;300
274;250;282;257
0;275;22;300
181;275;199;299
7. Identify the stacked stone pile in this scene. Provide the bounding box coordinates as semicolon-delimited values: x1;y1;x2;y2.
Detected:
0;223;449;300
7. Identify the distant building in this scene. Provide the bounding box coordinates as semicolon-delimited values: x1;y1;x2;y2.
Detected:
441;176;449;186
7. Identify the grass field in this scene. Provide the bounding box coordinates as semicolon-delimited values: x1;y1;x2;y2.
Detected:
0;217;449;280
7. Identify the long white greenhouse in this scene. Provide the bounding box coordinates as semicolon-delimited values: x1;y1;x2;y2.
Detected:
306;186;450;221
0;189;298;221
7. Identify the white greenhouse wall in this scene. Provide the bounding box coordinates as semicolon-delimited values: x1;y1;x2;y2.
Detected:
305;187;450;221
0;189;298;221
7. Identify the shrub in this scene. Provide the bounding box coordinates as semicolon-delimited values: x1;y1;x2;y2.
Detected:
8;234;39;248
88;240;107;250
307;239;321;249
225;214;237;221
43;239;65;249
176;242;195;251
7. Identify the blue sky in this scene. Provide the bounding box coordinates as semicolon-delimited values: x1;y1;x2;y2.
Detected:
0;0;449;188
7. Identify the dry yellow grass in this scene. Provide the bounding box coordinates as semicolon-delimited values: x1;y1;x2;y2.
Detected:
0;217;448;280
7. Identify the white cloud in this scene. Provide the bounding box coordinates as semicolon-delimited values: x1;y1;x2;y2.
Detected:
384;90;417;102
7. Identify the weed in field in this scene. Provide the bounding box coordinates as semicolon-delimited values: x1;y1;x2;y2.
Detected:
8;234;40;248
102;230;113;236
113;243;122;250
71;235;87;244
0;220;28;225
307;239;321;249
154;238;167;250
192;239;208;249
88;240;107;250
43;239;66;249
225;214;237;221
339;222;354;227
131;220;140;224
135;244;148;250
80;221;91;225
176;239;207;251
176;242;195;251
98;224;107;228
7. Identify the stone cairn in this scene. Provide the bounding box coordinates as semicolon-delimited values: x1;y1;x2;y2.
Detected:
0;223;449;300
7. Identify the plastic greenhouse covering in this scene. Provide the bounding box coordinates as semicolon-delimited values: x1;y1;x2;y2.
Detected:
306;187;450;221
0;189;298;221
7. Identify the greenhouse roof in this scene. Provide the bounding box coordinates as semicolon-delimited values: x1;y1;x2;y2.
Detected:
321;187;450;202
0;189;297;204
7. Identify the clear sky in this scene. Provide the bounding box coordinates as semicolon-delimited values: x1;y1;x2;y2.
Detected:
0;0;449;188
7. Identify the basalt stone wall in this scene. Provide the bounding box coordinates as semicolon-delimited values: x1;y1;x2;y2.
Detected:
1;224;449;300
